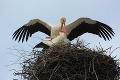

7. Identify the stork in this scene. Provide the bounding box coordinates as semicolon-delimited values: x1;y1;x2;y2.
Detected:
12;17;115;49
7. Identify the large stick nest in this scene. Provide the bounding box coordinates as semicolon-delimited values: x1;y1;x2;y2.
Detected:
16;41;120;80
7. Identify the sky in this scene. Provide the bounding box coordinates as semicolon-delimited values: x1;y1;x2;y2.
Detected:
0;0;120;80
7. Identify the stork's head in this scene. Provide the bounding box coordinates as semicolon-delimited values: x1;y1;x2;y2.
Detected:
59;17;66;24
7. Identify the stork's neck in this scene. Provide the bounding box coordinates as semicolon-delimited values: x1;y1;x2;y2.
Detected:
58;21;62;25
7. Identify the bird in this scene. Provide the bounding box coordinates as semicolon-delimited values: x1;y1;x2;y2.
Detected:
33;32;70;49
12;17;115;49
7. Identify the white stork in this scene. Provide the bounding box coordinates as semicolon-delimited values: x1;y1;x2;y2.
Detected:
12;17;115;49
33;32;70;49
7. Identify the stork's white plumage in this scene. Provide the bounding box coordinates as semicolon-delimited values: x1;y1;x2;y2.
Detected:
13;17;115;49
43;32;70;46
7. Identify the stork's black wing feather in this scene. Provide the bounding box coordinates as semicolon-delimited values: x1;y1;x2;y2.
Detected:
67;21;115;41
13;20;51;42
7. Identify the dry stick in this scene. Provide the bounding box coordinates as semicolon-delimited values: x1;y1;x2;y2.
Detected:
110;47;120;55
58;74;64;80
49;63;60;80
32;71;39;80
84;66;87;80
13;46;28;60
102;46;112;53
92;56;99;80
84;59;87;80
41;53;47;68
66;73;70;80
89;61;92;72
106;71;111;80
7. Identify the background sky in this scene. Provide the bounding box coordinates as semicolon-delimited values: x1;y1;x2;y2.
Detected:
0;0;120;80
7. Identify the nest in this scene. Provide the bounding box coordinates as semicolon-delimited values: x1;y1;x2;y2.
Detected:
15;41;120;80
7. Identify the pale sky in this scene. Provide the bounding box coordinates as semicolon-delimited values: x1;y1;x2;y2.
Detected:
0;0;120;80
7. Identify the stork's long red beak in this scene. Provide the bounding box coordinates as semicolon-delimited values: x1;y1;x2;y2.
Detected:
61;22;68;34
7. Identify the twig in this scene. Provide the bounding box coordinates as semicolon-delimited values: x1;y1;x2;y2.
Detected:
84;66;87;80
32;71;39;80
49;63;60;80
110;47;120;55
89;61;92;72
66;73;70;80
92;56;98;80
58;74;64;80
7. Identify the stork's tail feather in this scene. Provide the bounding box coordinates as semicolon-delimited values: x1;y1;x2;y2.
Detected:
33;42;50;49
